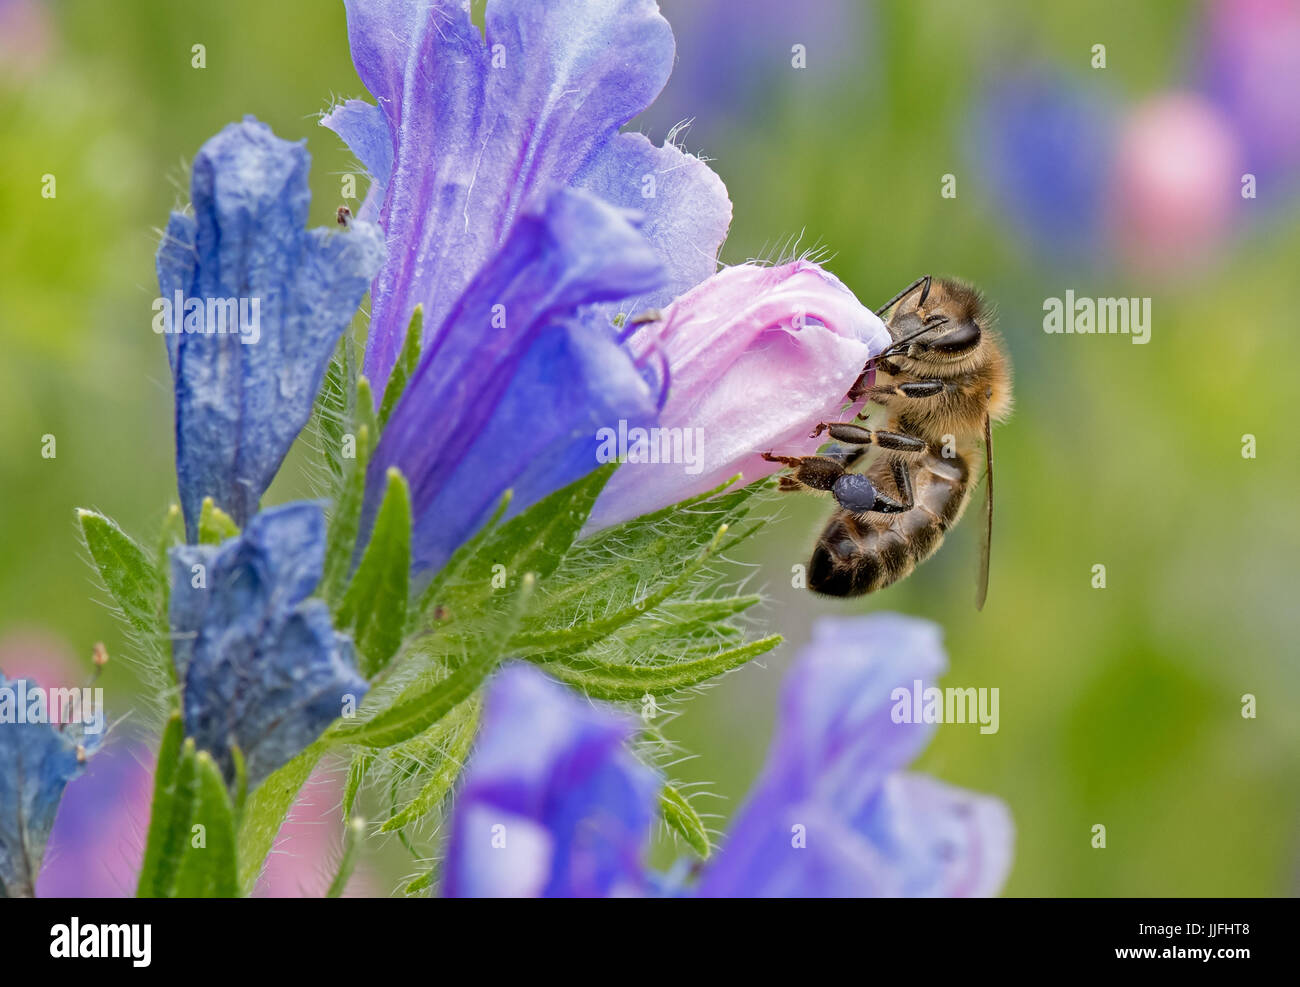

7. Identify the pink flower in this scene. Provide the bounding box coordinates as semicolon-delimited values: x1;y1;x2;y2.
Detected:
1109;93;1242;276
588;260;889;529
254;767;378;898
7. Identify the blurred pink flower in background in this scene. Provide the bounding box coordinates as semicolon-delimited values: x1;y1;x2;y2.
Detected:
0;629;83;689
254;767;378;898
0;0;53;80
588;260;889;530
1109;93;1242;276
2;630;372;896
1;630;150;897
1199;0;1300;182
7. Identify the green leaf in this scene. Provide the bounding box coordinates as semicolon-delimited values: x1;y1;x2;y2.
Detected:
378;700;480;833
531;480;759;632
378;305;423;428
342;753;372;820
322;422;372;606
338;574;534;749
409;490;511;633
509;522;734;655
236;743;324;894
355;375;379;448
198;497;239;544
173;751;239;898
314;331;356;483
156;504;184;638
660;783;711;858
538;634;782;701
336;467;411;678
229;744;248;822
326;817;366;898
434;465;614;610
402;870;434;896
135;715;188;897
77;508;160;640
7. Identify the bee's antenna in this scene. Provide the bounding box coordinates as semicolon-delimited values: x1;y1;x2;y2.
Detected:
875;315;950;361
874;274;932;318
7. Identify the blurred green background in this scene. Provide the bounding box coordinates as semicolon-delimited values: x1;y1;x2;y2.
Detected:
2;0;1296;896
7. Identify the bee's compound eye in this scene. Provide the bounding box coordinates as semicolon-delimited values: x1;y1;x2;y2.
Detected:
832;473;877;513
931;318;981;354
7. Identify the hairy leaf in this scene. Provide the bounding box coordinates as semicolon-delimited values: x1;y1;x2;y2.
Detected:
337;468;411;677
660;783;711;858
539;634;782;701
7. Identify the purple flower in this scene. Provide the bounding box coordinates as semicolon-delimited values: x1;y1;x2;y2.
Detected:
157;117;384;539
697;615;1013;897
324;0;729;391
323;0;734;572
970;67;1116;260
168;502;368;789
1198;0;1300;184
638;0;871;142
36;738;152;898
442;616;1014;898
366;189;666;573
442;664;658;898
589;260;889;530
0;674;93;897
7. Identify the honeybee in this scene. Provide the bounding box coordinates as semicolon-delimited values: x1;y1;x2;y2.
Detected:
763;275;1012;606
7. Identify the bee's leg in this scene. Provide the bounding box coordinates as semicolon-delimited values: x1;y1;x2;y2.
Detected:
829;458;915;515
846;358;904;401
761;452;845;492
889;457;916;510
862;376;972;405
808;421;927;455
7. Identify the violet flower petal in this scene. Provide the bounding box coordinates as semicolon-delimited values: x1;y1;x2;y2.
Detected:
698;615;1014;898
588;260;889;529
0;674;92;897
168;502;368;789
573;131;733;322
367;187;665;574
157;117;384;539
326;0;678;391
443;663;658;898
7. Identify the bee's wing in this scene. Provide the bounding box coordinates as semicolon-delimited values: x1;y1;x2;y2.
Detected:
975;413;993;610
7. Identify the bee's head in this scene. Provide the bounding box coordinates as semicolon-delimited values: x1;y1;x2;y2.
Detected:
884;277;986;362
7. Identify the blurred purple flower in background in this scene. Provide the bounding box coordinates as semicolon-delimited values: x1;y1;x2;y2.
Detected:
590;260;889;530
639;0;869;143
443;616;1013;898
156;117;383;538
970;67;1116;260
1;636;142;898
36;739;152;897
1198;0;1300;184
34;743;374;896
442;664;658;898
0;673;95;897
973;0;1300;276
